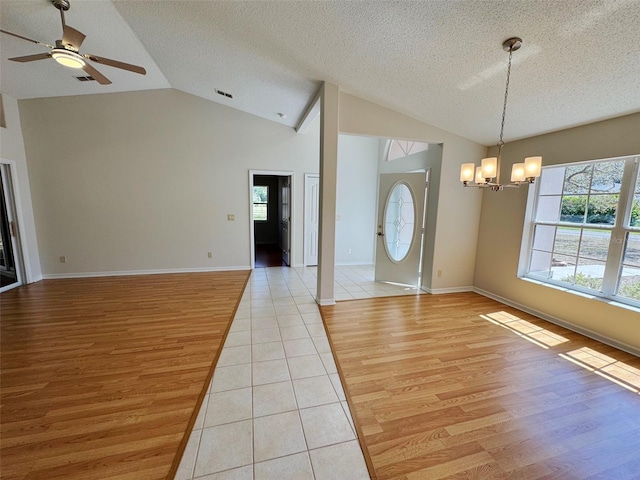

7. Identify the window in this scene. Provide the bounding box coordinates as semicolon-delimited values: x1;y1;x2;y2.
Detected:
522;155;640;307
253;186;268;221
386;140;429;162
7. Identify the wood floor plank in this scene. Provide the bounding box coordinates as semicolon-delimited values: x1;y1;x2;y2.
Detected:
321;292;640;480
1;271;249;480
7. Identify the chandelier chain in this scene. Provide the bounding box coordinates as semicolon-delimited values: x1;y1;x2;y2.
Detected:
498;47;514;148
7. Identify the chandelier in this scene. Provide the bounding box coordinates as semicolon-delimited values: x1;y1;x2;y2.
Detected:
460;37;542;191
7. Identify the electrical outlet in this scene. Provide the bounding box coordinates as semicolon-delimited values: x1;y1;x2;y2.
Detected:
227;214;235;221
208;252;213;258
348;248;352;254
437;270;442;277
60;256;66;264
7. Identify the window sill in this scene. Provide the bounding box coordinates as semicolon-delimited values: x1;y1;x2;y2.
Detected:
520;276;640;314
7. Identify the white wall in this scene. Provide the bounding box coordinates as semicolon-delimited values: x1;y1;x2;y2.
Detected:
335;134;379;265
0;93;41;282
18;89;319;276
474;113;640;353
338;92;486;291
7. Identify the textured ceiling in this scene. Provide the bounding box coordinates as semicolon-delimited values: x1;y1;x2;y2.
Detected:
1;0;639;145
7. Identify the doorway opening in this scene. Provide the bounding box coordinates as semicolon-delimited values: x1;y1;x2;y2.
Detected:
304;135;440;300
249;171;293;268
0;163;25;293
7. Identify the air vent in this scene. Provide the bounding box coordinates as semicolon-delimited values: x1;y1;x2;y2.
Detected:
215;89;233;99
75;76;95;82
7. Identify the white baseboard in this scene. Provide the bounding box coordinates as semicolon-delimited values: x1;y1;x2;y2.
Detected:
473;287;640;357
42;266;252;280
422;286;474;294
316;298;336;306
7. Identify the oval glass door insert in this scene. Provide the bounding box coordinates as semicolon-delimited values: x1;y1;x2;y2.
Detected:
383;182;415;262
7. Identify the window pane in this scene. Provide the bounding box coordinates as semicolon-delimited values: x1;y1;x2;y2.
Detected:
536;196;561;222
586;194;618;225
539;167;565;196
591;160;624;193
529;250;552;278
551;254;576;282
253;203;267;221
253;186;268;202
618;232;640;300
553;226;580;256
618;268;640;301
574;260;606;291
578;229;611;262
631;170;640;227
384;183;415;262
564;164;591;194
533;225;555;251
623;232;640;268
560;195;586;223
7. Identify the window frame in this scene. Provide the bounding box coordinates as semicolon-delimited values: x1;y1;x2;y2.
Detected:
519;154;640;309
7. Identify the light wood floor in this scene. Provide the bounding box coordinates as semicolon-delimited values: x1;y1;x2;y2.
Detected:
321;293;640;480
0;271;249;480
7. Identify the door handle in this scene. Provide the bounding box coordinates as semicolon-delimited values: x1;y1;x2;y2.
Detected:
377;231;384;237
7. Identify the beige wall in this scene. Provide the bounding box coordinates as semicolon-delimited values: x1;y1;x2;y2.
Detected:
19;89;319;276
474;113;640;352
0;93;41;282
338;92;486;291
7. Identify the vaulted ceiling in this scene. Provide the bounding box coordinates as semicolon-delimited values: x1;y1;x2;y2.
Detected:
1;0;639;145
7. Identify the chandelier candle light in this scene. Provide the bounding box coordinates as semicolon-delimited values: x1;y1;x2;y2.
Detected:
460;37;542;190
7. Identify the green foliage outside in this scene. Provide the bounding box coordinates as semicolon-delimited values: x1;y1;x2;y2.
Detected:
619;281;640;300
560;195;640;225
560;272;640;301
560;272;602;290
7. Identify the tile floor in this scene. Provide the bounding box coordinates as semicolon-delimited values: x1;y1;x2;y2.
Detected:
176;265;420;480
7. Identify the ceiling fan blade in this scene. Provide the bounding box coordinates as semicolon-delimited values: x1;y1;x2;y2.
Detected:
84;54;146;75
62;25;86;51
0;29;54;49
82;62;111;85
9;52;52;63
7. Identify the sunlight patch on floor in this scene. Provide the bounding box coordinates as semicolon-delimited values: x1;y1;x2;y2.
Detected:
561;347;640;394
481;311;569;349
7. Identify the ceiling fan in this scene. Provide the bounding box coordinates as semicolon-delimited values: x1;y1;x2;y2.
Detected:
0;0;146;85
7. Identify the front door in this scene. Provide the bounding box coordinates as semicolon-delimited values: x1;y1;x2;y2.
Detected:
374;172;427;286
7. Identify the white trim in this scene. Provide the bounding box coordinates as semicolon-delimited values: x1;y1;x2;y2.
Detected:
422;286;474;294
0;160;29;289
316;298;335;306
295;86;321;134
473;286;640;357
42;266;251;279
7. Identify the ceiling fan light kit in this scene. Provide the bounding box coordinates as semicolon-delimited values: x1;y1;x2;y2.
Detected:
460;37;542;191
51;48;85;68
0;0;146;85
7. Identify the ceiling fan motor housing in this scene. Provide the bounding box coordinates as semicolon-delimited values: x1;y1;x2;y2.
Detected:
51;0;70;12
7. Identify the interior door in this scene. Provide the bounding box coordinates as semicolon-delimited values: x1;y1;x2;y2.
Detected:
0;165;22;292
374;172;427;286
304;174;319;266
279;177;291;266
